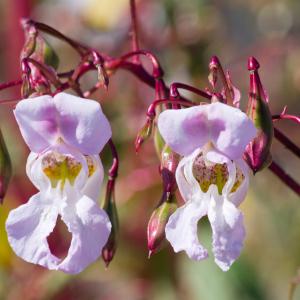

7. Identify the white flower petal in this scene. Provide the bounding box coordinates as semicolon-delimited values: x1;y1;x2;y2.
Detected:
14;93;112;154
208;189;245;271
176;148;203;202
229;159;250;207
165;200;209;261
6;192;61;270
157;106;210;156
81;155;104;201
58;184;111;274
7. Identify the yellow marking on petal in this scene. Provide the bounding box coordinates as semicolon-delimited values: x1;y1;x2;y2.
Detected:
85;156;96;177
42;152;82;189
192;153;244;195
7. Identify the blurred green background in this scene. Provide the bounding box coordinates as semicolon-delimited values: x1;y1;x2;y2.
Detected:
0;0;300;299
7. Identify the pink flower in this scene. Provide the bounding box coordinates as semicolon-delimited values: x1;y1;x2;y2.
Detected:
6;93;112;274
157;101;256;271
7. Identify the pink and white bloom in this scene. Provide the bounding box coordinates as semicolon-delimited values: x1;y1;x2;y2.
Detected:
157;101;256;271
6;93;112;274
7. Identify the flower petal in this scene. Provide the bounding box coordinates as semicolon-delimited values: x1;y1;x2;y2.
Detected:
176;148;204;202
157;106;210;156
14;93;112;154
229;159;249;207
208;189;245;271
6;192;61;270
14;95;58;153
58;184;111;274
207;102;256;159
81;155;104;201
165;200;208;261
54;93;112;154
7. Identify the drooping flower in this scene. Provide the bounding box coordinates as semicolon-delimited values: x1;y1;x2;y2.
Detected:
157;101;256;271
6;93;112;274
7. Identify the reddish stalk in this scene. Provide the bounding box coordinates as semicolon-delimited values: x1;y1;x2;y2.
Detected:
129;0;140;63
269;162;300;196
274;128;300;159
273;114;300;124
0;79;22;91
169;82;212;101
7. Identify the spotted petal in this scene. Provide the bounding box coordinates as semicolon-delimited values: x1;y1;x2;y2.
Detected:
14;93;112;154
165;200;209;261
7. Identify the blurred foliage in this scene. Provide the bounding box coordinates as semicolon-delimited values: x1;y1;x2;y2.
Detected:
0;0;299;299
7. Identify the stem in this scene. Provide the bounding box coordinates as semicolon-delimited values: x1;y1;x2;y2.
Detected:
147;98;196;118
0;79;22;92
269;161;300;196
108;139;119;180
169;82;212;101
129;0;140;63
273;114;300;124
26;19;89;57
274;128;300;159
107;50;163;78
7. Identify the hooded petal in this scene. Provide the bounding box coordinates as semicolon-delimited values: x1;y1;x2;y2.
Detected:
6;192;61;270
158;106;210;156
165;200;208;261
208;189;245;271
54;93;111;154
14;95;58;153
58;185;111;274
207;102;256;160
14;93;112;154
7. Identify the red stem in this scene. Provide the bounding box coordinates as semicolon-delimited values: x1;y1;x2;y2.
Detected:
129;0;140;63
269;161;300;196
147;98;196;118
169;82;212;100
272;114;300;124
274;128;300;159
0;79;22;91
108;139;119;180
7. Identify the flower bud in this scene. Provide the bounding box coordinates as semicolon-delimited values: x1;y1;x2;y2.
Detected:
244;57;274;174
135;118;153;153
160;145;180;194
101;180;118;268
147;194;177;257
0;130;12;203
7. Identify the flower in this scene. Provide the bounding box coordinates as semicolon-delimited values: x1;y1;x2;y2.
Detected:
157;101;256;271
6;93;112;274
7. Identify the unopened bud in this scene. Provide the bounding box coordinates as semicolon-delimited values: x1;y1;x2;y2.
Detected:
102;180;118;267
147;195;177;257
135;118;153;153
244;57;274;174
0;130;12;203
160;145;180;193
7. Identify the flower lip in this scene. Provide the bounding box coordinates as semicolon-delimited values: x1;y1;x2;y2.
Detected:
14;92;112;155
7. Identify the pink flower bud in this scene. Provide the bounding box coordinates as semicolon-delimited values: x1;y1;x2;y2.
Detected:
244;57;274;174
147;196;177;257
135;118;153;152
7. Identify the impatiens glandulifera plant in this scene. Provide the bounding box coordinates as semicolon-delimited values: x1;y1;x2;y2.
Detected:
0;0;299;274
